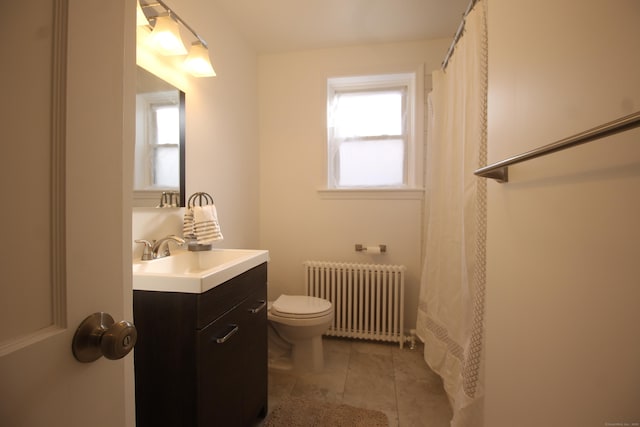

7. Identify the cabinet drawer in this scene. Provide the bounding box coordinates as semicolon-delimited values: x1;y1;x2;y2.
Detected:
196;263;267;329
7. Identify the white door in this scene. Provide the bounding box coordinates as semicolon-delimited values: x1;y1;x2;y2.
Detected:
0;1;135;426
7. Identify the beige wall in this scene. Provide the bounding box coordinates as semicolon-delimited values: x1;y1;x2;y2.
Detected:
257;40;449;330
485;0;640;424
132;0;260;252
132;10;450;333
131;6;450;333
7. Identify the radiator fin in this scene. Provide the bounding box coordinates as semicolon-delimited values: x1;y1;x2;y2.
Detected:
304;261;405;348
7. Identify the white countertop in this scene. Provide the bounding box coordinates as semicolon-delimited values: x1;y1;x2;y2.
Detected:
132;248;269;294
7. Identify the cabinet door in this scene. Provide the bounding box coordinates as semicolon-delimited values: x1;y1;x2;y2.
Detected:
242;293;268;425
198;306;245;426
134;291;197;427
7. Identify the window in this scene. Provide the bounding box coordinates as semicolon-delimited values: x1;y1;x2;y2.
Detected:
149;102;180;187
327;73;419;190
134;90;181;190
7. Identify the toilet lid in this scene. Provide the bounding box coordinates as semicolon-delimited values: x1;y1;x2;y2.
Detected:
271;295;332;317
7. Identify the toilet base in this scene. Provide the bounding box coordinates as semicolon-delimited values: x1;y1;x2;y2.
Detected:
268;323;293;371
269;354;293;371
291;335;325;372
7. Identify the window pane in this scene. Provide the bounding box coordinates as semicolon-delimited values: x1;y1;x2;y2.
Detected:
154;105;179;145
334;92;402;137
338;139;404;187
154;146;179;187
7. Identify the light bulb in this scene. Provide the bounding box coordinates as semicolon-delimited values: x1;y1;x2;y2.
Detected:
184;42;216;77
148;15;187;56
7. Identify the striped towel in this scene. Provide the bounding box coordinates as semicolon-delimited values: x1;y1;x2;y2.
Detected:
183;205;223;244
183;208;196;238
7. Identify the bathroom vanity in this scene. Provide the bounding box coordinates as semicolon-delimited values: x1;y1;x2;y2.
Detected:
133;261;268;427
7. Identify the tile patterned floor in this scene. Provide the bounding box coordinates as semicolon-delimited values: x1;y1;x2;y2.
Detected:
261;337;452;427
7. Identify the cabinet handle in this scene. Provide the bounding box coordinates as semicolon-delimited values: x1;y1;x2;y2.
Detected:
248;300;267;314
215;324;239;344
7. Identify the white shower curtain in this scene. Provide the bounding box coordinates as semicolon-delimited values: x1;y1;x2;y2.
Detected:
416;1;487;426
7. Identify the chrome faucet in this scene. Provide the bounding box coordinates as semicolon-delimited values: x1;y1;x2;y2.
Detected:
151;235;185;259
135;239;154;260
135;235;185;260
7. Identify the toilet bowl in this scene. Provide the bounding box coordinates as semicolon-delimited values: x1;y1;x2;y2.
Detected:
268;294;333;372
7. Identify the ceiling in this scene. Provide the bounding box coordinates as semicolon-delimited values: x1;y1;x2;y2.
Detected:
210;0;471;53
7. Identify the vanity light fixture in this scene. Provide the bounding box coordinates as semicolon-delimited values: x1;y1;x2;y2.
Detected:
183;41;216;77
136;1;149;27
138;0;216;77
147;14;188;56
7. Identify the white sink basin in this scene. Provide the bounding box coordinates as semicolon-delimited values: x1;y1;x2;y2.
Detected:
132;249;269;293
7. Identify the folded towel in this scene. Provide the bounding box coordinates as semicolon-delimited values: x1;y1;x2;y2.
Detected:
183;205;223;244
183;207;196;238
193;205;223;244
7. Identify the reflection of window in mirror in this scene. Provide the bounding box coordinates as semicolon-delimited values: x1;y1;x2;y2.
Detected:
150;99;180;187
135;91;180;190
134;66;185;207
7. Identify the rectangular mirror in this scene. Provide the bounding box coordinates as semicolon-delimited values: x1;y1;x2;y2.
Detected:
134;66;185;207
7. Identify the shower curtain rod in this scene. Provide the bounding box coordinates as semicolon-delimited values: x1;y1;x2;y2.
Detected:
441;0;479;70
474;110;640;183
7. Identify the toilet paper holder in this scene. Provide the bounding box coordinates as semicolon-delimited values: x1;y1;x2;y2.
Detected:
355;244;386;253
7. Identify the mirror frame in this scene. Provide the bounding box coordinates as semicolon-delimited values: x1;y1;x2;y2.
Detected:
178;90;185;207
134;66;186;207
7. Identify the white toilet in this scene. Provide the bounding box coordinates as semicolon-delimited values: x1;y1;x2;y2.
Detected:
267;294;333;372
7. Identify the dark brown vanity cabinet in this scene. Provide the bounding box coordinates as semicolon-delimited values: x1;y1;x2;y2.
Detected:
133;263;268;427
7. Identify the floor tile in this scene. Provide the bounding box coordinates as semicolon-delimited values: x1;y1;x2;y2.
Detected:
263;337;452;427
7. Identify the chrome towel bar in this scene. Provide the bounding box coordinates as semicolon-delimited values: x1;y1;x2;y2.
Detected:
475;111;640;183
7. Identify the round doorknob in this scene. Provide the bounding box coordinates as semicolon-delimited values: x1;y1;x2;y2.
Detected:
72;312;137;363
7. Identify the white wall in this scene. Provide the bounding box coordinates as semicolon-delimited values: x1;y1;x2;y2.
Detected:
258;40;449;330
132;0;260;253
485;0;640;425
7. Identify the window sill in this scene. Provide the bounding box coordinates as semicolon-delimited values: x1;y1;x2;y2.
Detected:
317;188;424;200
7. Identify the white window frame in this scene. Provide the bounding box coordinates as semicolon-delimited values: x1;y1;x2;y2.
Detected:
324;71;424;198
